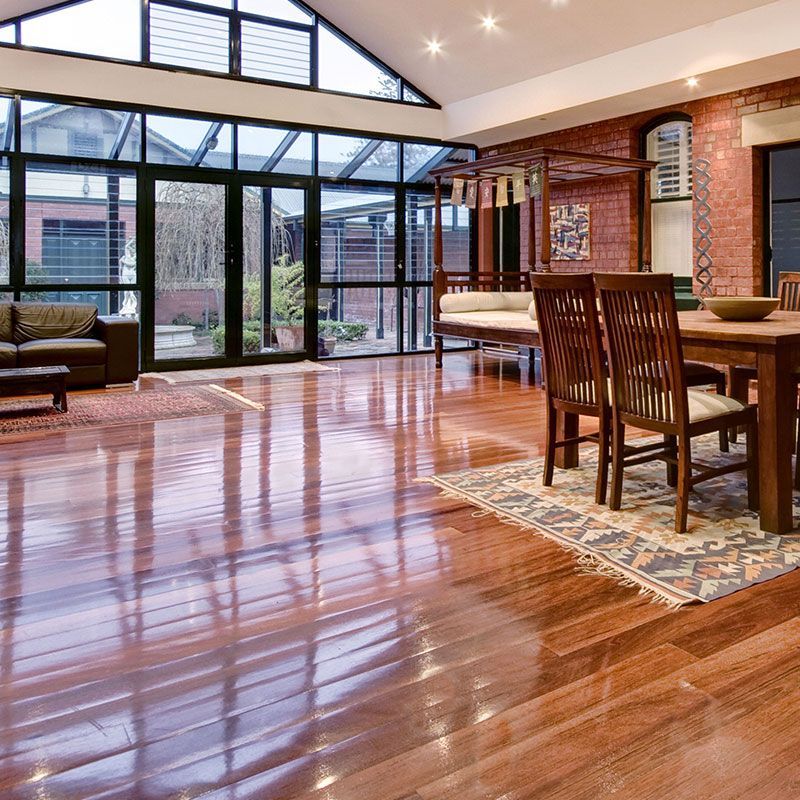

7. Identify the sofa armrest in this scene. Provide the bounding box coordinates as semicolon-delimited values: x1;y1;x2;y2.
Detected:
94;316;139;384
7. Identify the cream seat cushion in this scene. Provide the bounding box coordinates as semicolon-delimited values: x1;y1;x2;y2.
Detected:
687;389;745;422
439;310;538;332
439;291;533;314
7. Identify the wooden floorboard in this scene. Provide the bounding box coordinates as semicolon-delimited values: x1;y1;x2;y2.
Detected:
1;352;800;799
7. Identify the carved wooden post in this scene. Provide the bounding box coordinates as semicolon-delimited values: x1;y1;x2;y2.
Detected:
527;191;537;273
642;168;653;273
433;176;445;367
540;157;552;273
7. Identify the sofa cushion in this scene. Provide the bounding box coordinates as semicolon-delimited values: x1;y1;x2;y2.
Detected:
17;338;107;368
439;291;533;314
439;310;538;332
13;303;98;344
0;304;11;343
0;341;16;368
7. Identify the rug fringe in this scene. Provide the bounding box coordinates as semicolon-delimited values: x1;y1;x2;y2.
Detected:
417;477;688;610
207;384;265;411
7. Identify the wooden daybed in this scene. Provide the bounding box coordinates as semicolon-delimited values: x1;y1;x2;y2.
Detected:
429;148;658;368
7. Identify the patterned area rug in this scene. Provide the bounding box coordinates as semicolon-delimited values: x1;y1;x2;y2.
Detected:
420;436;800;606
0;384;263;436
141;360;339;384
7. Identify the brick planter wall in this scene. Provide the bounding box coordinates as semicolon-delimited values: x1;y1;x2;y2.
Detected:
481;75;800;296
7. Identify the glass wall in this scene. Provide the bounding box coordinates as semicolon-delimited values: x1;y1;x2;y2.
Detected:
0;92;473;367
4;0;434;107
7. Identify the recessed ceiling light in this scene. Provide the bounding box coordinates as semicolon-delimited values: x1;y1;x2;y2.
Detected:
482;15;497;30
427;39;442;54
687;77;699;88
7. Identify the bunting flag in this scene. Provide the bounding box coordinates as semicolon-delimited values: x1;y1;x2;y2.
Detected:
480;180;493;209
512;171;526;204
529;165;543;199
465;180;478;209
450;178;465;206
496;176;509;207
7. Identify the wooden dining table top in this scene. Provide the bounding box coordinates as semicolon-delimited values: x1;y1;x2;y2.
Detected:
677;309;800;345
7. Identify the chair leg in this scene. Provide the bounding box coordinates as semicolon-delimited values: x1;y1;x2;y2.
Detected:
728;368;750;443
434;336;443;369
747;417;760;512
664;434;678;487
609;419;625;511
716;377;729;453
675;436;692;534
543;402;556;487
595;416;610;505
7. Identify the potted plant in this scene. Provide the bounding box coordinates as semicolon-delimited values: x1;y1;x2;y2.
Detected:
272;256;306;352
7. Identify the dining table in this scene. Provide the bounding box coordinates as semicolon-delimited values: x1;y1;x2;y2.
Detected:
676;309;800;534
553;309;800;534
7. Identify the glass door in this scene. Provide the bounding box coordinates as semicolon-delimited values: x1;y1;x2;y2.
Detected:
150;174;231;364
241;182;309;357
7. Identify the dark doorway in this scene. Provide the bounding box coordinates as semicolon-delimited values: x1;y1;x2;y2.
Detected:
768;146;800;295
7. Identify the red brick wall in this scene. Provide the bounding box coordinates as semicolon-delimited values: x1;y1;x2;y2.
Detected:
481;76;800;296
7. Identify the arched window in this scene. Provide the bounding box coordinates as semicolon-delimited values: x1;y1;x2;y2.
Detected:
644;114;693;276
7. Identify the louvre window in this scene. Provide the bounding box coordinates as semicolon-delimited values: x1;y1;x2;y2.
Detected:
149;4;230;74
647;120;693;199
241;20;311;84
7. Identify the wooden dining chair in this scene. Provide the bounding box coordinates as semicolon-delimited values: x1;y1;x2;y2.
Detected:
531;273;610;504
730;271;800;486
596;273;759;533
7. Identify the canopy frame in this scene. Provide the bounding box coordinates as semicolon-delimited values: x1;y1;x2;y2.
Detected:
431;147;659;273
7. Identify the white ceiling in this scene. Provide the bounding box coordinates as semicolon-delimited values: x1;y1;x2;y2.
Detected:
4;0;800;147
311;0;778;104
2;0;780;104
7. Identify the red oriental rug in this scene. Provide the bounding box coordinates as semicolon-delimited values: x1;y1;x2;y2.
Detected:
0;384;263;437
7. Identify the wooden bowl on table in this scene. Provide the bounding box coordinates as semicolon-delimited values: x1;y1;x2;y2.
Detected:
701;296;780;322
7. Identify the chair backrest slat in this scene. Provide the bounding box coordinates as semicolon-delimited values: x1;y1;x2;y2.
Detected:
778;271;800;311
531;273;605;409
596;273;688;427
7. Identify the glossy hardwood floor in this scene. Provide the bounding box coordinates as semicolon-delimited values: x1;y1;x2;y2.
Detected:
1;352;800;800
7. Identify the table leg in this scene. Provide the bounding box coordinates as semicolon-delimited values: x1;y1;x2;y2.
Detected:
53;380;68;413
555;410;579;469
757;348;794;533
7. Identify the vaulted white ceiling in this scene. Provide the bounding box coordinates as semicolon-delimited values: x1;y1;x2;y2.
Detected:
310;0;778;105
3;0;800;147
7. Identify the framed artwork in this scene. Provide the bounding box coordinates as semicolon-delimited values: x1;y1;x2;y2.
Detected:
550;203;591;260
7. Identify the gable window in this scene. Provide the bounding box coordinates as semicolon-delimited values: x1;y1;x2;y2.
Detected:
2;0;435;107
645;116;694;276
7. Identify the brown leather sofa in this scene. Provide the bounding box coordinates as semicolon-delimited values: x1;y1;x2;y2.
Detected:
0;302;139;386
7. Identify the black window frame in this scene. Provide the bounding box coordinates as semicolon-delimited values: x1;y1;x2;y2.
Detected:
0;0;439;109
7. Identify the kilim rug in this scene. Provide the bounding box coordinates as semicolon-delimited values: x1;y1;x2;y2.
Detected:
141;360;339;384
0;384;263;436
420;435;800;606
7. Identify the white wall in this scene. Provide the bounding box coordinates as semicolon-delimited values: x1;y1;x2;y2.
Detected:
0;46;447;141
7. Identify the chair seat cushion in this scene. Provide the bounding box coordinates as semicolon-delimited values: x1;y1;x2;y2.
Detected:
688;389;745;422
0;341;17;368
17;338;107;368
439;310;538;332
